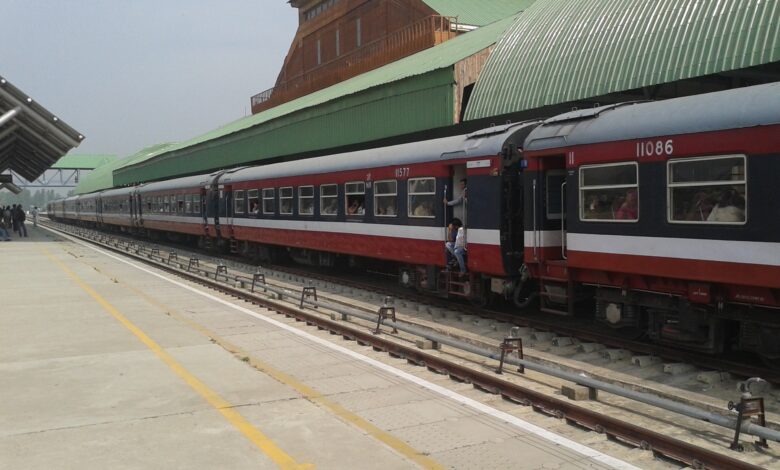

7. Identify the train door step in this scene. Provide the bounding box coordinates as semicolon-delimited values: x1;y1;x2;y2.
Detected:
440;271;471;298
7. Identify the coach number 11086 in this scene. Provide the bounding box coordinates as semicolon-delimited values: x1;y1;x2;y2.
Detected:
636;139;674;158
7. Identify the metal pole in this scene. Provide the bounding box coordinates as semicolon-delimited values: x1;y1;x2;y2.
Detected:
0;106;21;128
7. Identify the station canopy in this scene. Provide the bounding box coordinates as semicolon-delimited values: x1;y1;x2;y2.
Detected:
465;0;780;120
0;75;84;182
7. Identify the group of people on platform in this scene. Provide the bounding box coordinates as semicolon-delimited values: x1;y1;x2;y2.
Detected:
0;205;38;241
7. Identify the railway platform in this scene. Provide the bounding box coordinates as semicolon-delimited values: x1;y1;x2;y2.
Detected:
0;226;638;469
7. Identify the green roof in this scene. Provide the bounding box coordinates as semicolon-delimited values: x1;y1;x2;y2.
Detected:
74;144;175;194
51;154;115;170
114;15;517;185
466;0;780;120
422;0;536;26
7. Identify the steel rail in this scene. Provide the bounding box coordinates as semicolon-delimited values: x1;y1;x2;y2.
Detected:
46;222;771;470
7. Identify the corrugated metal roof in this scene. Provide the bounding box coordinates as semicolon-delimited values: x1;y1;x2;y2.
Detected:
422;0;536;26
113;15;517;184
525;82;780;151
51;154;115;170
465;0;780;120
0;75;85;181
75;143;175;194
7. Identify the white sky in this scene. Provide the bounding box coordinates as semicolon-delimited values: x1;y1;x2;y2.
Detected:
1;0;298;158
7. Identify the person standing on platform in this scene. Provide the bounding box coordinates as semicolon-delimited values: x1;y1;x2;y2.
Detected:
32;206;39;228
13;205;28;237
0;212;10;241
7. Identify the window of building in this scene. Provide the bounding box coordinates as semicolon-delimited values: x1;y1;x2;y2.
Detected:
668;155;746;224
263;188;275;214
320;184;338;216
280;187;293;215
247;189;259;215
316;39;322;65
345;181;365;215
335;29;340;57
356;17;362;47
234;190;245;215
374;180;397;217
579;162;638;222
408;178;435;218
299;186;314;215
303;0;339;22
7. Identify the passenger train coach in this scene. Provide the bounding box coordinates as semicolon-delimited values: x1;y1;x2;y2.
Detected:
523;82;780;357
52;122;539;302
49;83;780;359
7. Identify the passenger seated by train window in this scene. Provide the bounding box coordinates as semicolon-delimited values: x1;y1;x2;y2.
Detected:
683;191;716;221
322;198;338;215
413;201;433;217
615;190;637;220
707;189;745;223
347;199;358;215
250;201;259;215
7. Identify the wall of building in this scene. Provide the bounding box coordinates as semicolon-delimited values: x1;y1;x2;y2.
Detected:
115;68;456;186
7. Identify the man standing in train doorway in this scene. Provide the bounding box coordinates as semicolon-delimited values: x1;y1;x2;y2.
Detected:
444;178;467;209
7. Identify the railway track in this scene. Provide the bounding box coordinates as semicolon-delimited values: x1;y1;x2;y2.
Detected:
44;220;779;469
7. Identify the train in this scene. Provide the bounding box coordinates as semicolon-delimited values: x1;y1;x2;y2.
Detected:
49;83;780;360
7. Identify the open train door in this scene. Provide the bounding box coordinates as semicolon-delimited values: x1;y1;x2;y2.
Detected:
525;152;572;315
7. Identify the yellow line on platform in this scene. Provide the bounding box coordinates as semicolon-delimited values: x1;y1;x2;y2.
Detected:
41;247;311;470
127;283;446;470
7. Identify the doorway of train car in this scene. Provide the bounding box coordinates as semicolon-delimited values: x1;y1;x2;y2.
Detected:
444;166;468;226
530;156;567;261
440;164;474;298
528;154;572;314
133;190;143;229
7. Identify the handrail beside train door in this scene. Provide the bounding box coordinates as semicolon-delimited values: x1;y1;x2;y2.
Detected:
561;181;567;260
532;178;538;261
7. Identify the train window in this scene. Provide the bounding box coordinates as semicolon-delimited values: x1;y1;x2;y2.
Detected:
668;155;746;225
146;198;152;212
247;190;259;215
280;187;293;215
320;184;338;216
408;178;435;218
234;190;245;215
185;195;192;213
164;196;171;214
298;186;314;216
579;163;638;222
263;188;275;214
374;180;397;217
177;195;185;213
345;181;365;216
194;194;202;215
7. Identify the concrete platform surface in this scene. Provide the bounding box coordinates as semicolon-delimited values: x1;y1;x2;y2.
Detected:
0;227;637;469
